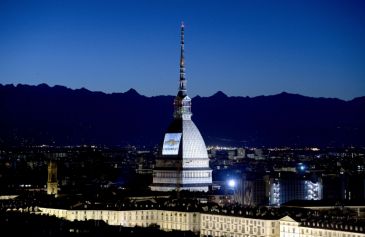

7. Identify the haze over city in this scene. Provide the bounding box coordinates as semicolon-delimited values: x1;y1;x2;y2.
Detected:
1;0;364;100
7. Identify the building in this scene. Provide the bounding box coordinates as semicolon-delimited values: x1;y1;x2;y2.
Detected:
229;172;323;207
240;173;269;206
39;207;200;233
151;22;212;192
47;160;58;196
279;216;365;237
38;206;365;237
269;173;323;206
200;212;279;237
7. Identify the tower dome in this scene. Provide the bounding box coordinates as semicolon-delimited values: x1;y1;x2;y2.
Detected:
151;22;212;192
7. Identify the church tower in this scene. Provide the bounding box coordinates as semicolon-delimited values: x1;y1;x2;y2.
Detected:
151;22;212;192
47;160;58;196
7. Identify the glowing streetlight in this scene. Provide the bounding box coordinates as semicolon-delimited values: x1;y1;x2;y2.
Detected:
228;179;236;188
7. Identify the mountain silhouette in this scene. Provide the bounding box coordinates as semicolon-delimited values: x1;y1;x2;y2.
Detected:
0;83;364;147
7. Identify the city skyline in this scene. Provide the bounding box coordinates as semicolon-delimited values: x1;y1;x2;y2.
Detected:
1;1;365;235
0;0;364;100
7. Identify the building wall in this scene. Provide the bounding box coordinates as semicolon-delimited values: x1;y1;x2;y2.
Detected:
280;218;365;237
38;208;200;233
200;213;279;237
269;177;323;205
38;208;365;237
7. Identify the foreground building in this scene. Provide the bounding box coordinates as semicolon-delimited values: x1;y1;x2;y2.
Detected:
38;205;365;237
151;23;212;192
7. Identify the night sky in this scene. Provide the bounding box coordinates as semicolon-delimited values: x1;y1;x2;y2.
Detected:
0;0;364;100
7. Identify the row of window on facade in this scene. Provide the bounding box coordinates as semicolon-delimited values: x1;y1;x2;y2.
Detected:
156;171;211;178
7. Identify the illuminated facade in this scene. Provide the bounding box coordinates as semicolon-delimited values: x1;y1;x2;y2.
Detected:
39;207;200;233
200;213;279;237
38;207;365;237
150;22;212;192
47;160;58;196
269;176;323;206
279;216;365;237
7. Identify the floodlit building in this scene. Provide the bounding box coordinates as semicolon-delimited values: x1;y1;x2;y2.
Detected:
200;212;280;237
47;160;58;196
150;22;212;192
38;206;365;237
39;207;200;233
279;216;365;237
269;173;323;206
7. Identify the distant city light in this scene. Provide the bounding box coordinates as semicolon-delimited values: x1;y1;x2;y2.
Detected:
228;179;236;188
298;163;306;171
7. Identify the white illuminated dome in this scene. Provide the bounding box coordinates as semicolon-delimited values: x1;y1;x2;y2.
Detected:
181;120;209;159
161;118;209;159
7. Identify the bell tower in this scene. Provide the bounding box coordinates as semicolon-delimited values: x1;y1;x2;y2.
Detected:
47;160;58;196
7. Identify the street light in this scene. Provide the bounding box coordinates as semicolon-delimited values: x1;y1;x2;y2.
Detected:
228;179;236;188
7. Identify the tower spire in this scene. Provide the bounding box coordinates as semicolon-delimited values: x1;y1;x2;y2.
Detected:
174;21;192;120
178;21;186;97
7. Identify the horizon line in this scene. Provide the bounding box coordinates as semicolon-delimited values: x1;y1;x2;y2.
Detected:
0;82;363;101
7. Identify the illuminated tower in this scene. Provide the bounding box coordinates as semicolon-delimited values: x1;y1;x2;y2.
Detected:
151;22;212;192
47;160;58;196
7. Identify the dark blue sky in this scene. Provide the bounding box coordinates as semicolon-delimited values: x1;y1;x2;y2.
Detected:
0;0;364;100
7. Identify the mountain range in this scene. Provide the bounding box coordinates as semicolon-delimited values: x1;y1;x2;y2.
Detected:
0;83;364;147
